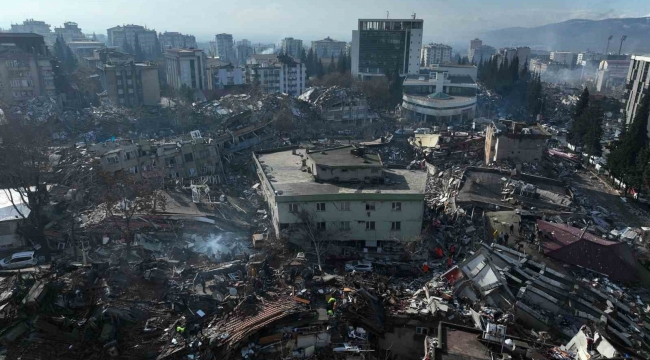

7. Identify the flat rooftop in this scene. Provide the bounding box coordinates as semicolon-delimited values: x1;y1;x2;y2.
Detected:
442;326;490;360
256;149;427;198
307;146;381;168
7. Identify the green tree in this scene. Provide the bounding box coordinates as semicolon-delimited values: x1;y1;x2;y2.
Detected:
122;34;133;54
568;87;590;145
337;51;346;74
316;58;325;78
327;54;336;74
305;47;315;78
582;100;604;158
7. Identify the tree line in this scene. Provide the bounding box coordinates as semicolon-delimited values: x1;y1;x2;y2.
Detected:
567;88;604;158
477;56;544;120
300;48;351;79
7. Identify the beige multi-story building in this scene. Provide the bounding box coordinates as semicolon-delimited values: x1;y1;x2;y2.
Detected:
10;19;53;44
420;43;452;67
97;58;160;107
311;37;346;59
107;25;158;55
54;22;86;43
164;48;207;91
550;51;576;65
94;136;224;181
158;31;197;50
254;146;426;250
0;33;56;104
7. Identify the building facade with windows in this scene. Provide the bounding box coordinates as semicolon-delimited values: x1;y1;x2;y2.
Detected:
550;51;576;65
107;25;158;54
97;59;160;107
158;31;197;50
164;48;207;90
420;43;452;67
215;33;235;63
246;54;306;96
624;55;650;131
400;64;478;124
54;22;86;43
254;146;426;249
281;37;303;59
10;19;53;44
351;18;424;80
0;33;56;104
206;58;245;89
311;37;347;58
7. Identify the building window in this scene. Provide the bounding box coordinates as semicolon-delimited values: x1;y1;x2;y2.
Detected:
340;201;350;211
391;221;401;231
165;157;176;167
392;202;402;211
289;203;299;213
129;166;138;174
339;221;351;231
184;153;194;162
317;222;326;231
366;202;376;211
366;221;375;230
316;202;326;212
416;327;429;335
106;156;119;164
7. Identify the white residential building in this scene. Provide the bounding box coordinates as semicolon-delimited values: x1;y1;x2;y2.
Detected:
106;25;158;54
246;54;306;97
254;146;426;250
11;19;53;44
164;48;207;90
550;51;576;65
351;19;424;79
215;33;235;63
206;58;245;89
420;43;452;67
281;37;303;59
312;37;347;58
54;22;86;43
158;31;197;50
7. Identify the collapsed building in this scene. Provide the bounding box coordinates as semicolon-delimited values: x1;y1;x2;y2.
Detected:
299;86;377;123
485;120;551;165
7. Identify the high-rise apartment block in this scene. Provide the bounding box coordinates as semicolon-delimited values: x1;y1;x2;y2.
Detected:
164;48;207;91
54;22;86;43
351;18;424;80
215;34;235;63
624;55;650;133
311;37;347;59
281;38;303;59
158;32;197;50
246;54;306;97
94;49;161;107
497;47;530;68
10;19;53;44
235;39;253;65
107;25;158;54
0;33;56;104
420;43;452;67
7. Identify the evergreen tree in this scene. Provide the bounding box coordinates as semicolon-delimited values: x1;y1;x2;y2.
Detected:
154;35;162;58
316;58;325;78
568;88;590;145
327;54;336;73
582;100;604;158
134;34;144;62
306;48;314;78
64;46;78;72
608;90;650;182
300;48;307;64
510;56;519;83
92;32;97;41
337;51;346;74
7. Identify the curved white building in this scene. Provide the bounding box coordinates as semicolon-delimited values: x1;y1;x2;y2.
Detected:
400;64;477;124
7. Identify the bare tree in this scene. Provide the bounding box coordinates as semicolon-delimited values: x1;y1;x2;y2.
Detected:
0;118;57;260
96;171;167;253
295;209;348;272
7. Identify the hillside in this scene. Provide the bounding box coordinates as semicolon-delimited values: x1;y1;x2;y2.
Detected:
481;17;650;53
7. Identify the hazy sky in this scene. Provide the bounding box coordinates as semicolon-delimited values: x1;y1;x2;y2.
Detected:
2;0;649;45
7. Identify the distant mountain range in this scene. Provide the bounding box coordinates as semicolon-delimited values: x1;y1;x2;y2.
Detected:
480;17;650;54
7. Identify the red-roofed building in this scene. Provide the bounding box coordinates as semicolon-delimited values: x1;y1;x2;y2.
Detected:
536;220;638;283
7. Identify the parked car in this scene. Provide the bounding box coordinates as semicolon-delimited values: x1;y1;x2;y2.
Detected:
345;261;373;272
0;251;39;270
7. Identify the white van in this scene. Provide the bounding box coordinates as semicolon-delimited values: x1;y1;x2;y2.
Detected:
0;251;39;269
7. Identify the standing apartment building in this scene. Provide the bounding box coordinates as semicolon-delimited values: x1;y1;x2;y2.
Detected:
484;120;551;164
235;39;253;65
215;34;235;63
11;19;53;44
281;37;303;59
254;146;426;251
420;43;452;67
624;55;650;134
351;18;424;80
107;25;158;54
246;53;306;97
158;31;197;50
550;51;576;65
53;22;86;43
164;48;207;91
468;38;495;64
311;37;346;58
0;33;56;104
95;49;160;107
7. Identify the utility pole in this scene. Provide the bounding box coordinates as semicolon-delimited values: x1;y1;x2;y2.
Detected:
605;35;613;55
618;35;627;56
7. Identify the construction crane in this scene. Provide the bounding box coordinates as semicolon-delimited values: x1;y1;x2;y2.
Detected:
618;35;627;56
605;35;613;54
